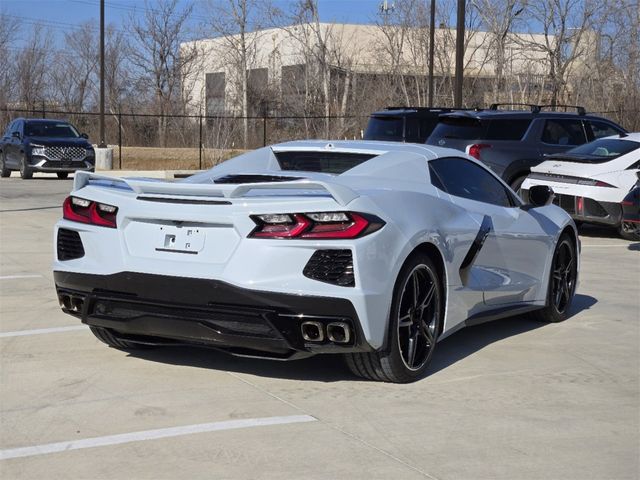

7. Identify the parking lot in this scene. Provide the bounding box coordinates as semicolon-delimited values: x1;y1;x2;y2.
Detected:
0;175;638;480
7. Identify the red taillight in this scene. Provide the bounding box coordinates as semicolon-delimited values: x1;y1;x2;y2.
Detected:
249;212;383;239
576;196;584;215
468;143;491;160
63;196;118;228
594;180;614;188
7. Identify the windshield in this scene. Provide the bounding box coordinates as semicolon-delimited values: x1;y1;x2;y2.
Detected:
364;116;404;141
24;122;80;138
274;151;376;174
550;138;639;163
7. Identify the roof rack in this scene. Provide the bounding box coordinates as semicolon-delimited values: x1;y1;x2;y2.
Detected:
489;103;541;113
384;106;480;112
537;104;586;115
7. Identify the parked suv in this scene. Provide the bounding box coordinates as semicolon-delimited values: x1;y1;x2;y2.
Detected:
425;104;627;191
0;118;95;179
364;107;467;143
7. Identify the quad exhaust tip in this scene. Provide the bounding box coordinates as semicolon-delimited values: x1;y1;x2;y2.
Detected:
301;321;325;342
327;322;351;344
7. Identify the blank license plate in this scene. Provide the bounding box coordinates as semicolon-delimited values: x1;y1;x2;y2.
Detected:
155;226;205;254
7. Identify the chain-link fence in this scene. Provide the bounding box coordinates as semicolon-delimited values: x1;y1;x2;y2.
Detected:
0;107;369;170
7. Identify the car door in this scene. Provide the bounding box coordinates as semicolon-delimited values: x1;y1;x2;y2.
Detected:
429;157;551;306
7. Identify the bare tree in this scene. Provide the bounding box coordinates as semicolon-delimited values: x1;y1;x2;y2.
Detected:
519;0;602;106
129;0;198;146
0;12;20;109
15;28;51;110
205;0;264;148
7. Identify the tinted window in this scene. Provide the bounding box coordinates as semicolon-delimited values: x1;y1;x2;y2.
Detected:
551;138;640;163
588;121;622;140
484;119;531;140
275;151;376;174
429;157;514;207
419;118;439;141
429;116;483;140
24;121;79;138
541;119;586;145
364;116;404;141
404;118;419;142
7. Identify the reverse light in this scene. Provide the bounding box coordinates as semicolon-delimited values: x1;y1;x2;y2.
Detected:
63;196;118;228
249;212;384;239
468;143;491;160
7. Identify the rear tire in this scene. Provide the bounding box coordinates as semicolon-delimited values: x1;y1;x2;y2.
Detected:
532;234;577;323
56;172;69;180
619;223;640;241
509;174;528;196
0;153;10;177
90;326;147;350
19;156;33;179
345;253;443;383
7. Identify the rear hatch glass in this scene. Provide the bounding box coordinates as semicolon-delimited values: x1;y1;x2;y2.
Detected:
428;116;531;142
547;138;639;164
274;151;377;174
364;116;404;141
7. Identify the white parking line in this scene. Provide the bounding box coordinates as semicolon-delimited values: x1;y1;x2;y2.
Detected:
0;325;88;338
0;275;43;280
0;415;317;460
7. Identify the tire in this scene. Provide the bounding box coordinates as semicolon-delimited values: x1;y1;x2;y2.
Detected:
19;156;33;179
89;326;147;350
0;153;10;177
618;222;640;241
532;234;577;323
345;253;443;383
509;174;528;196
56;172;69;180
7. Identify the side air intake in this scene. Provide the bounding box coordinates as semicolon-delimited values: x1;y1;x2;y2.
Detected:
303;249;354;287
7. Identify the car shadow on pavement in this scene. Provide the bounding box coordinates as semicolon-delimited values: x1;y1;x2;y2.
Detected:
428;293;597;375
126;293;598;383
577;224;619;239
628;243;639;251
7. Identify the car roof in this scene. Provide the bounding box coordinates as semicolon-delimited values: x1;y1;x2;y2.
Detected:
18;118;71;124
370;107;458;118
439;110;615;122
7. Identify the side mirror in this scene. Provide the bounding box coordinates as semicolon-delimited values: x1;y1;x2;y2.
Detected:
11;131;20;139
529;185;555;207
80;133;89;139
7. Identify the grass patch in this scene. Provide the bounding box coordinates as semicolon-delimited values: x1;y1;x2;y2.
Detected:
114;147;247;170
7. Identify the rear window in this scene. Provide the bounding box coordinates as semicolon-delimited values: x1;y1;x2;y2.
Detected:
274;151;376;174
484;119;531;140
364;116;404;141
552;138;640;163
429;116;484;140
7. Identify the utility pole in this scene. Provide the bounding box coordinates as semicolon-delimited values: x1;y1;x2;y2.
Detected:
454;0;465;108
428;0;436;107
99;0;106;148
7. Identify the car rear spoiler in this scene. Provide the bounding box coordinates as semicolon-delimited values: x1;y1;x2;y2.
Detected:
73;171;359;206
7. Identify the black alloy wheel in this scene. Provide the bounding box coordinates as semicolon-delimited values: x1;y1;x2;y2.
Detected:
396;264;439;371
533;234;577;323
345;253;442;383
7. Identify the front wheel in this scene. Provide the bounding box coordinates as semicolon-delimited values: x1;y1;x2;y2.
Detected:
532;234;577;323
0;153;10;177
619;222;640;241
20;156;33;179
509;174;528;196
345;253;442;383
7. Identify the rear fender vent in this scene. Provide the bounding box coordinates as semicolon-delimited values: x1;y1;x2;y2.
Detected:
57;229;85;261
303;249;354;287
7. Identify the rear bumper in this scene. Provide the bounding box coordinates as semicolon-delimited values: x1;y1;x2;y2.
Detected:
521;189;622;226
54;270;373;359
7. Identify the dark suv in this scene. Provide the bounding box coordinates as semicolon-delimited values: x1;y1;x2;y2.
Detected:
0;118;95;179
425;104;627;191
364;107;466;143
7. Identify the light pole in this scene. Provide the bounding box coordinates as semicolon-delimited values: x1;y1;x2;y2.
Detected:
428;0;436;107
99;0;106;148
454;0;465;108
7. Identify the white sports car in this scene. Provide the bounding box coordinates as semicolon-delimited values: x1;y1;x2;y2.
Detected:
521;133;640;240
53;141;579;383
